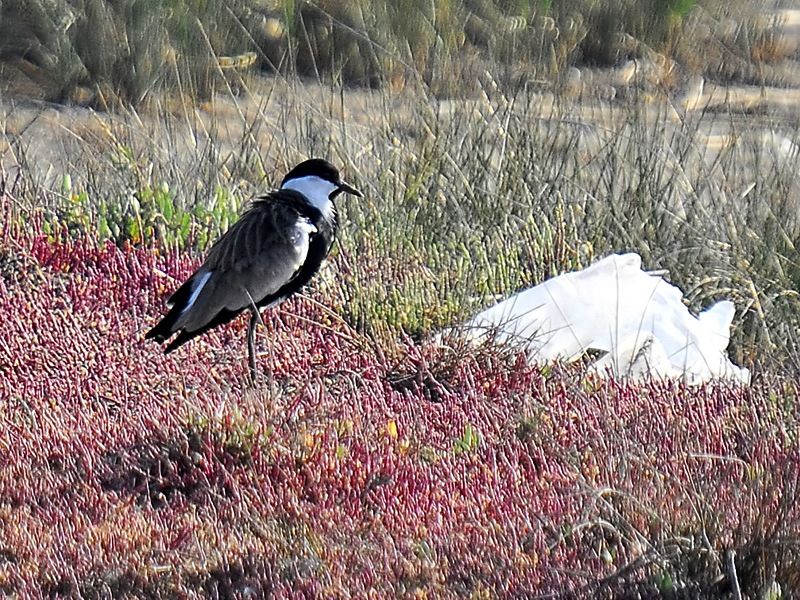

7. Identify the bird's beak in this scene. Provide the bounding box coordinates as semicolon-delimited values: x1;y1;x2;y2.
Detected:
338;180;363;197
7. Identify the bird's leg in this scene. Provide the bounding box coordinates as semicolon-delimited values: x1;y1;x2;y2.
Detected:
247;309;258;383
245;290;270;387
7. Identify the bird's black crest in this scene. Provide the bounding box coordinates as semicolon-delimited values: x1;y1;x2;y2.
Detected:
281;158;341;187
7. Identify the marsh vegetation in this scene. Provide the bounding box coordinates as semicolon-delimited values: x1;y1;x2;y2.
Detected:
1;0;800;596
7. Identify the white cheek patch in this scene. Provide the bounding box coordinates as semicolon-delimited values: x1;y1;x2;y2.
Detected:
281;175;336;219
182;270;212;315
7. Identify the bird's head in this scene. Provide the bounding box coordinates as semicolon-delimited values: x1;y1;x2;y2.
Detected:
280;159;362;206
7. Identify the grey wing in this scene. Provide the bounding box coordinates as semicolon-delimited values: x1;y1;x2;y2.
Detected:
176;201;315;332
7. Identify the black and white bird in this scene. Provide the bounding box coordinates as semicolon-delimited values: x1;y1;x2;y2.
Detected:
146;158;362;377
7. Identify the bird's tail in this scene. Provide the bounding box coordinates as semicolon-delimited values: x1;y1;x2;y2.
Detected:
145;276;197;344
146;273;243;354
154;306;242;354
145;305;183;344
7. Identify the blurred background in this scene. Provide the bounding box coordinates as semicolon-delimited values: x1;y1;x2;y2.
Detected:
0;0;792;104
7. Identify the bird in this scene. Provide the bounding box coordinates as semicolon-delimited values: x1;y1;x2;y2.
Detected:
146;158;362;378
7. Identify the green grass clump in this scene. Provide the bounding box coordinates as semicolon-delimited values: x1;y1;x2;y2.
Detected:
40;140;244;251
55;174;241;251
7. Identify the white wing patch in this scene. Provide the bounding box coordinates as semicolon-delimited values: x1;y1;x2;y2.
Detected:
296;217;317;236
182;270;212;315
288;217;315;270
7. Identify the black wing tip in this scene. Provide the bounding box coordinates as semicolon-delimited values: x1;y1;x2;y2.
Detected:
144;313;189;352
146;297;189;345
144;328;164;342
144;327;187;353
145;317;177;344
164;338;183;354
